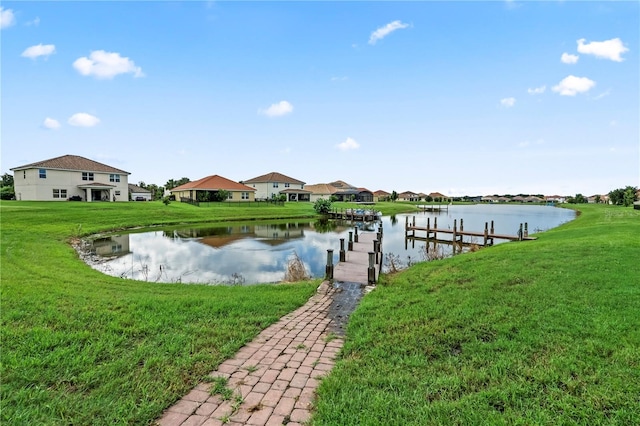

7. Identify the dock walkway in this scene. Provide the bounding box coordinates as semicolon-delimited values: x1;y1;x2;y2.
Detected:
155;233;382;426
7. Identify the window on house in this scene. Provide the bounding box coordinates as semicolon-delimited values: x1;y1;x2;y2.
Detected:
241;192;249;200
285;183;290;188
53;189;67;198
273;183;279;188
110;174;120;182
227;192;233;199
39;169;46;179
82;172;94;181
115;191;121;196
23;171;26;179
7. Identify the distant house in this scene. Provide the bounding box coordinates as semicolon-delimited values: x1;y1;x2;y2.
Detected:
242;172;310;202
428;192;447;201
545;195;567;204
128;184;152;201
170;175;256;202
305;180;373;202
398;191;420;202
373;190;390;202
10;154;130;202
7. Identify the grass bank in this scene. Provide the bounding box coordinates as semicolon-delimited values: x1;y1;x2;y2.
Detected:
0;199;416;425
313;204;640;425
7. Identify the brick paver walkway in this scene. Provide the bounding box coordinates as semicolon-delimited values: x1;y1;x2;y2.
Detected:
156;280;365;426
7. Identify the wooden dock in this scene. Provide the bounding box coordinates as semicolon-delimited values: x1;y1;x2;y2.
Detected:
327;228;383;285
328;208;381;222
416;204;449;212
405;216;536;246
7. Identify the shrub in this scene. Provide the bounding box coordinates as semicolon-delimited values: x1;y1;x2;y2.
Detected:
314;198;332;214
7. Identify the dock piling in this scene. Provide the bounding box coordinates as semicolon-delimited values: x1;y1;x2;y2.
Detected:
354;226;359;243
348;231;353;251
325;249;334;279
339;238;346;262
368;252;376;284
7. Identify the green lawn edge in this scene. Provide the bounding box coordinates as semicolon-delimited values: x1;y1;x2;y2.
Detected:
312;204;640;425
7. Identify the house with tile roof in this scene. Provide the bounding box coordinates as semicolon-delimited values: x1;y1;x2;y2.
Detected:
242;172;310;202
170;175;256;202
305;181;373;203
373;190;391;202
10;154;130;202
398;191;420;202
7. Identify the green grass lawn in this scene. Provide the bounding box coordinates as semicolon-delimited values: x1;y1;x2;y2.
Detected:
0;199;416;425
0;201;325;425
5;200;636;425
312;204;640;425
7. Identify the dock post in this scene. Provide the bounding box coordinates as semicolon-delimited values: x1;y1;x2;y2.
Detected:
325;249;334;279
434;217;438;229
490;220;494;235
460;218;464;232
518;224;523;241
484;222;488;246
373;239;379;264
405;216;409;231
339;238;346;262
412;216;416;237
348;231;353;251
524;223;528;238
368;252;376;284
453;219;458;244
354;226;359;243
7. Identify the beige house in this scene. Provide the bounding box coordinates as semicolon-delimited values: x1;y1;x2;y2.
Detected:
373;190;391;202
305;180;373;203
398;191;420;202
10;154;130;202
170;175;256;202
242;172;310;201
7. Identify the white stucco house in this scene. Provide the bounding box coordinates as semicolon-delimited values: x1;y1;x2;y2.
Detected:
242;172;310;201
10;154;130;202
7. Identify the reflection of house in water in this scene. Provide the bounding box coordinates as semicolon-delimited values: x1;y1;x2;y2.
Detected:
254;223;309;244
90;234;131;257
166;222;317;248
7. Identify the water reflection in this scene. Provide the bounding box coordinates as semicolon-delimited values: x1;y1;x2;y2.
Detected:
85;205;575;285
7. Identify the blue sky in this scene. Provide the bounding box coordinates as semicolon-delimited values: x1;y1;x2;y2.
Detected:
2;1;638;196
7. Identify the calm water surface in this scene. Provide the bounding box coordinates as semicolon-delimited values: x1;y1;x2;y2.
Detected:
86;205;575;284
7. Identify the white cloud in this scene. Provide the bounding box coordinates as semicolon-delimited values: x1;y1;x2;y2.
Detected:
552;75;596;96
610;120;617;127
25;17;40;27
336;137;360;151
500;97;516;108
42;117;60;130
527;85;546;95
1;7;16;29
577;38;629;62
73;50;144;79
593;90;611;100
368;20;409;45
68;113;100;127
21;44;56;59
561;53;579;64
258;101;293;117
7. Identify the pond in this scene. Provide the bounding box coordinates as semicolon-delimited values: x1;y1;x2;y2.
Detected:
83;204;575;285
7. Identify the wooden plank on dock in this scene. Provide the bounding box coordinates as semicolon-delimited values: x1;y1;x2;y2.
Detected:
406;226;536;242
333;232;378;285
